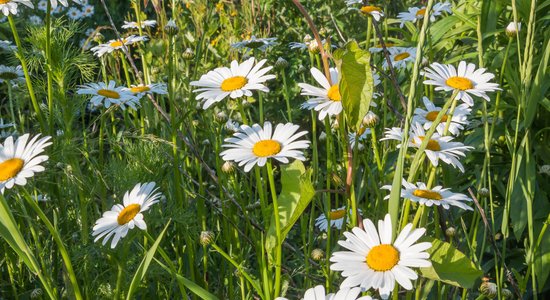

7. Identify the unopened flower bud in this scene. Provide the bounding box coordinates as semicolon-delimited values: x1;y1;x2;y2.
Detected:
479;281;498;299
445;227;456;238
479;188;490;197
93;32;104;43
331;119;340;130
183;48;195;60
319;131;327;141
303;34;313;44
501;288;513;299
200;231;215;246
506;22;520;37
311;249;325;261
215;111;227;122
165;19;179;36
307;39;320;54
362;111;379;127
274;57;289;70
297;64;307;74
222;161;235;174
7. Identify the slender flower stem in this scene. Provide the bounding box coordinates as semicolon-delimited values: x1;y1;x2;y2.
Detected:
266;160;282;298
45;1;54;134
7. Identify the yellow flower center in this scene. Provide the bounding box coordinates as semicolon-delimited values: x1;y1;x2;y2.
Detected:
221;76;248;92
366;244;400;271
327;84;341;101
394;52;410;61
0;0;11;4
425;111;448;122
329;209;346;220
0;71;17;80
252;140;281;157
97;89;121;99
361;5;381;14
445;76;474;91
417;136;441;151
117;203;141;225
416;8;427;17
109;39;127;48
130;86;151;94
413;189;443;200
0;158;24;181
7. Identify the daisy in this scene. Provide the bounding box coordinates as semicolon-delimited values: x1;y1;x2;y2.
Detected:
81;4;93;18
0;40;16;52
29;15;42;25
190;57;275;109
380;123;473;172
231;35;277;52
0;134;52;194
299;67;342;120
383;47;416;70
276;285;374;300
349;127;371;150
383;179;473;211
0;0;33;16
220;122;310;172
359;5;384;21
421;61;501;106
92;182;162;248
124;83;168;99
0;65;25;84
121;20;157;29
66;6;83;20
90;35;148;57
316;206;362;232
77;80;139;110
330;214;432;299
289;35;336;53
412;97;471;136
49;0;80;9
397;2;452;28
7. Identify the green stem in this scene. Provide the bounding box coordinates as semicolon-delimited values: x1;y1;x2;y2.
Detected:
45;0;54;134
266;161;282;298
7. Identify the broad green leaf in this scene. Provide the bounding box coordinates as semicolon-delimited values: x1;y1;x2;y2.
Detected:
265;160;315;260
334;40;374;131
419;237;482;289
126;221;171;300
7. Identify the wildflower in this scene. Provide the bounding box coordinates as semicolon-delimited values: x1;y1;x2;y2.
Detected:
182;47;194;59
0;65;25;85
445;227;456;238
381;123;473;172
397;2;452;28
422;61;501;106
90;35;148;57
231;35;277;52
274;57;289;70
276;285;374;300
122;20;157;29
221;161;235;173
506;21;521;37
124;83;168;99
412;97;471;136
77;80;139;110
349;127;371;150
190;57;275;109
299;67;343;120
81;4;94;18
362;111;380;128
220;122;310;172
330;214;431;299
92;182;162;248
49;0;79;9
0;40;16;52
29;15;42;25
199;231;215;246
479;279;498;299
225;119;240;132
66;7;83;20
165;19;179;36
478;187;490;197
0;134;52;194
315;206;361;231
359;5;384;21
311;249;324;261
383;47;416;70
0;0;33;16
383;179;473;211
289;35;335;53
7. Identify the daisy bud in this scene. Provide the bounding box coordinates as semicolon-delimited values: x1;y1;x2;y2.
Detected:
539;164;550;175
202;139;210;145
307;39;320;54
297;64;307;74
221;161;235;174
479;281;498;299
303;34;313;44
274;57;289;70
319;131;327;141
200;231;215;246
331;119;340;129
505;22;521;37
311;248;325;261
479;188;490;197
362;111;379;127
215;111;228;122
192;120;199;127
93;32;104;43
501;288;513;299
165;19;179;36
445;227;456;238
183;48;195;60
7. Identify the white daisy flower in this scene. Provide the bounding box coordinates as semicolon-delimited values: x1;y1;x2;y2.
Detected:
124;83;168;99
421;61;501;106
412;97;471;136
299;67;343;120
92;182;162;248
0;40;16;52
121;20;157;29
289;34;336;53
330;214;432;299
315;206;362;232
383;47;417;70
0;65;25;84
81;4;93;18
380;123;473;172
29;15;42;25
397;2;452;28
0;0;33;16
77;80;139;110
37;0;47;11
66;6;83;20
49;0;80;9
0;134;52;194
220;122;310;172
90;35;149;57
383;179;473;211
276;285;374;300
359;5;384;21
190;57;275;109
349;127;371;150
506;21;521;36
231;35;277;52
225;119;240;133
344;0;363;5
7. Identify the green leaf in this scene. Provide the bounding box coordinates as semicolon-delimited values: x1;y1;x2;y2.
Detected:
334;40;374;131
419;237;483;289
126;221;171;300
265;160;315;259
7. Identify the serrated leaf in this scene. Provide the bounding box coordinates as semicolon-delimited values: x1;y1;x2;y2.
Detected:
419;237;482;289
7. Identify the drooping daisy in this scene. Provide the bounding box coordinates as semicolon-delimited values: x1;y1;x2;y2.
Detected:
422;61;500;106
412;97;471;136
90;35;148;57
124;83;168;99
397;2;452;28
220;122;310;172
383;47;417;70
0;65;25;84
0;134;52;194
231;35;277;52
190;57;275;109
380;123;473;172
121;20;157;29
77;80;139;110
0;0;33;16
92;182;162;248
330;214;432;299
276;285;374;300
349;127;371;150
315;206;362;232
359;5;384;21
383;179;473;211
299;67;343;120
